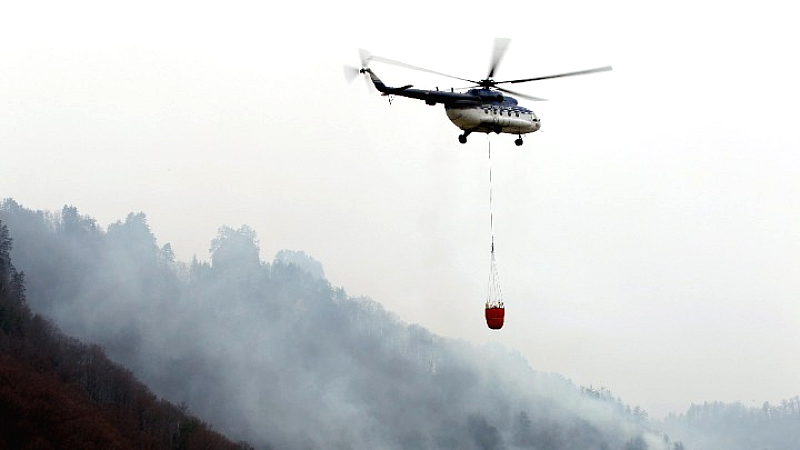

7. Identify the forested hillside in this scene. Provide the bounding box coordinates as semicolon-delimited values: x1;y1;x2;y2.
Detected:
659;399;800;450
0;217;248;449
12;198;797;449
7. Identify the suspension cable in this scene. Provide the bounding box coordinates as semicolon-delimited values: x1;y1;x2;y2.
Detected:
487;137;503;308
489;138;494;255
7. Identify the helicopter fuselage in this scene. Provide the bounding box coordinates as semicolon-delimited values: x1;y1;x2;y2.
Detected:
445;101;540;136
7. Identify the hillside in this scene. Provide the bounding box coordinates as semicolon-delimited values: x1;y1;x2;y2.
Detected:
2;199;685;449
0;217;248;449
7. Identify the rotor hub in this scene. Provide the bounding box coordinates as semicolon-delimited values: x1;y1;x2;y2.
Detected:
479;79;497;89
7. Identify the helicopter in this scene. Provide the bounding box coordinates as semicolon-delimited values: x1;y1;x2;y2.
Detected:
345;39;612;146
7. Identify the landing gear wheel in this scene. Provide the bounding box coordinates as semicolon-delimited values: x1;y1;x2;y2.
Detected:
458;134;468;144
514;138;523;146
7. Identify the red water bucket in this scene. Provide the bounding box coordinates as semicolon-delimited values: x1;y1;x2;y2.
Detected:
485;306;505;330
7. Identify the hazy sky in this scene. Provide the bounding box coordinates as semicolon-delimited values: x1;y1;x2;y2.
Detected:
2;0;799;417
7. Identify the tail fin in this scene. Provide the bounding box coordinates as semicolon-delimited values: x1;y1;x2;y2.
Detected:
361;68;389;93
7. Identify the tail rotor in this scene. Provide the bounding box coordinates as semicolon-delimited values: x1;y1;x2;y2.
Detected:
343;49;374;90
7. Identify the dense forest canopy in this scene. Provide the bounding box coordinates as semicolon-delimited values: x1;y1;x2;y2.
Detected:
2;198;798;449
1;215;249;449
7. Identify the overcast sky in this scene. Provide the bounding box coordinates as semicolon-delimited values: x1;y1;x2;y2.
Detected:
2;0;799;417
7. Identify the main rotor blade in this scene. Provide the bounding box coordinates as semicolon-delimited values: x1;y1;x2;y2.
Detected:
366;54;477;84
358;48;371;68
495;65;613;85
487;38;511;79
452;85;481;91
495;86;548;102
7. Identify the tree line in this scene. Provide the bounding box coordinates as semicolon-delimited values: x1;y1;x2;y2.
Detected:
1;198;670;449
660;399;800;450
7;198;796;449
1;216;252;449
